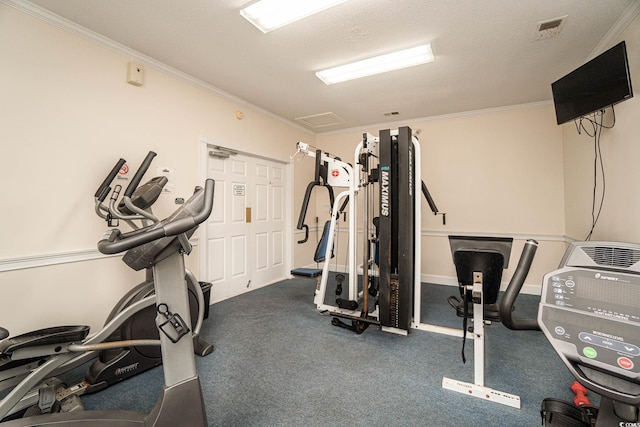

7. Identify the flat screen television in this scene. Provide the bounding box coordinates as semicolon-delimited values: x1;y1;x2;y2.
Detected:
551;41;633;125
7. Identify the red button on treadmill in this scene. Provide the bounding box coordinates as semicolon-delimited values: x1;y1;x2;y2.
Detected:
618;357;634;370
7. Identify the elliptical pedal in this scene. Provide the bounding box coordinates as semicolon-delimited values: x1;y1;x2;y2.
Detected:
540;398;596;427
22;384;60;418
16;377;84;421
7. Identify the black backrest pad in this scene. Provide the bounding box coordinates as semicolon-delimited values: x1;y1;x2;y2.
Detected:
448;236;513;305
453;251;505;304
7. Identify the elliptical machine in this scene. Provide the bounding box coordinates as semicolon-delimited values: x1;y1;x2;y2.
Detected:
87;152;213;391
0;172;215;426
537;241;640;426
501;240;640;426
0;154;212;422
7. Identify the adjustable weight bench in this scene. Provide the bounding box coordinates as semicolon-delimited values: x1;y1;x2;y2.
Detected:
291;220;335;293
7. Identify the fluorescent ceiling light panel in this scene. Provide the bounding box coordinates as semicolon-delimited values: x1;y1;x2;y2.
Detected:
240;0;348;33
316;44;434;85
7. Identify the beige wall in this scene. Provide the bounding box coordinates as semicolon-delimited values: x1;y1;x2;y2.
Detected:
563;13;640;242
0;4;313;334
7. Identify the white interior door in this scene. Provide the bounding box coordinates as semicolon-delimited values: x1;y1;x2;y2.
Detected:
203;148;287;302
252;158;285;286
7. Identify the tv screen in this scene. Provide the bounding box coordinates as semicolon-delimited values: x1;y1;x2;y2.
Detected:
551;41;633;125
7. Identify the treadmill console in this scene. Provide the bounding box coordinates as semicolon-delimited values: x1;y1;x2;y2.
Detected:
538;242;640;405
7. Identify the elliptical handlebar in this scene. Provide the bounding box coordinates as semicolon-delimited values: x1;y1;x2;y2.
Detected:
95;151;164;225
119;151;161;223
97;179;215;255
95;158;126;201
124;151;157;198
499;239;540;331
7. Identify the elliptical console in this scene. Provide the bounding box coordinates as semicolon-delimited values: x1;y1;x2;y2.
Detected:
539;241;640;425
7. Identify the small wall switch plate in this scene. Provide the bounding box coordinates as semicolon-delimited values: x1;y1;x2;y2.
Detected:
127;61;144;86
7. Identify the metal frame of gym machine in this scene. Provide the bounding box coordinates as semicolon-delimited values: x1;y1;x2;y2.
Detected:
292;140;359;318
0;153;213;421
294;126;525;408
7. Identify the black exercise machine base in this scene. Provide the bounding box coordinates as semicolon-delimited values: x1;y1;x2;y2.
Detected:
330;312;380;334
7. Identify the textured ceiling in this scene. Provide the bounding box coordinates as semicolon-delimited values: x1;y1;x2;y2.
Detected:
24;0;640;132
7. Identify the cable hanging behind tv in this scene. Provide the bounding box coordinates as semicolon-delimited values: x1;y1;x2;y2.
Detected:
551;41;634;125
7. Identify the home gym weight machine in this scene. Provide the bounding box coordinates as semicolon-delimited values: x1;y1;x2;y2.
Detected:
292;126;544;408
292;127;446;334
0;163;214;426
0;153;213;421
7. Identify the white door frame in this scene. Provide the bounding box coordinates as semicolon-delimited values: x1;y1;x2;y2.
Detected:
197;137;293;297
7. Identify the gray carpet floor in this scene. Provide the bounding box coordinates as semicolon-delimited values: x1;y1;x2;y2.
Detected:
70;278;581;426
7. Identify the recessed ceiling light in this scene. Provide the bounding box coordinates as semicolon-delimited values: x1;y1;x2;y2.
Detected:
316;44;434;85
240;0;348;33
